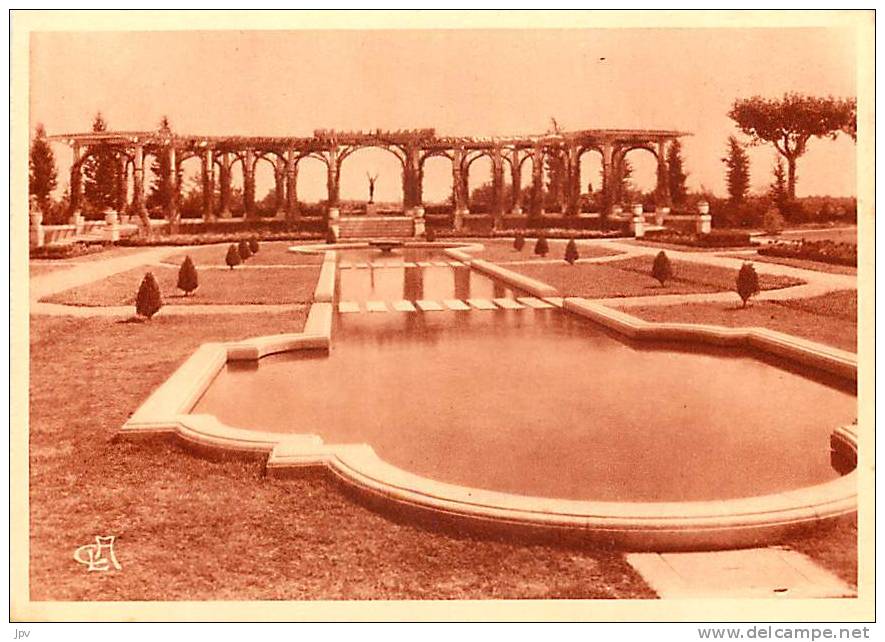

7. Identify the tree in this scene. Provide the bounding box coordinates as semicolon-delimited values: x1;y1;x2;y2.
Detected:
225;244;242;269
722;136;750;203
135;272;163;319
534;235;549;257
237;239;252;261
770;158;788;210
666;139;688;205
177;256;199;295
248;237;259;254
652;251;673;286
82;112;118;214
29;124;57;214
147;115;179;213
728;93;856;199
513;232;525;251
564;238;579;264
736;262;760;307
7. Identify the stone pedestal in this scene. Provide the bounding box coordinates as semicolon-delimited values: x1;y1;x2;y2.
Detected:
631;215;645;238
655;206;670;227
365;203;378;216
104;208;120;242
274;209;286;221
328;207;340;226
71;212;84;234
511;205;523;215
413;206;425;238
29;211;44;248
454;208;468;232
696;202;711;234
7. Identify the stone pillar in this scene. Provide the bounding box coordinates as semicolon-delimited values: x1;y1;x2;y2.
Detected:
530;144;543;219
566;144;580;217
243;149;256;220
600;141;615;220
29;197;44;248
510;148;522;214
696;201;712;234
274;156;286;220
413;205;425;238
104;207;120;242
630;203;645;238
286;149;298;220
68;143;83;229
131;143;149;229
452;148;467;230
219;152;232;219
164;146;178;230
655;206;670;227
402;146;420;210
491;146;505;228
115;154;128;216
656;140;671;209
202;149;216;222
326;147;340;212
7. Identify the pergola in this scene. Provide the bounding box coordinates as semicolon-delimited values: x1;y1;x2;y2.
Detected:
48;127;690;229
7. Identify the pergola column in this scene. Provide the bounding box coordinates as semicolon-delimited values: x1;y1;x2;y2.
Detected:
326;147;340;212
566;144;580;217
600;141;615;219
164;146;179;228
243;149;257;219
115;153;128;215
202;149;215;222
273;156;286;219
510;148;522;214
131;143;149;229
491;146;505;227
286;149;298;220
656;139;671;208
530;144;543;219
402;146;420;210
219;152;232;218
68;143;83;225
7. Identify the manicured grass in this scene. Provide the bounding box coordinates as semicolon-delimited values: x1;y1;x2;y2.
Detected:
166;241;325;267
30;263;75;277
619;291;857;352
735;253;858;276
788;515;857;588
29;313;654;600
42;264;321;306
777;227;857;245
509;256;803;299
473;239;624;264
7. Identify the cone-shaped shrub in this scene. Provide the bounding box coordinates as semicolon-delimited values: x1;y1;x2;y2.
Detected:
177;256;199;295
325;227;337;244
564;238;579;264
736;262;760;307
534;235;549;257
238;239;252;261
425;226;436;242
651;250;673;286
514;232;525;251
225;244;241;270
135;272;162;319
248;237;259;254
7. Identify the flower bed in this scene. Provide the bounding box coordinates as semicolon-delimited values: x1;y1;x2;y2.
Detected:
435;228;626;240
118;230;324;247
29;242;108;260
644;229;753;248
758;239;857;267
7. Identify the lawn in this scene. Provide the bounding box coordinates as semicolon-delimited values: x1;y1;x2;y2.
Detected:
618;290;857;353
166;241;325;267
29;263;75;277
28;313;654;600
509;256;803;299
734;253;858;276
472;239;624;264
42;264;321;306
776;227;857;245
788;515;857;588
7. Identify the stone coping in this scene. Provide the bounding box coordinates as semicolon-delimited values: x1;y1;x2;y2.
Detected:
118;244;857;551
289;241;484;255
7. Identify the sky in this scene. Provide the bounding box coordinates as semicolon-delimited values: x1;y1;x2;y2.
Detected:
30;28;858;204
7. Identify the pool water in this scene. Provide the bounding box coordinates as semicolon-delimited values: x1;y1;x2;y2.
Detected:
192;301;856;503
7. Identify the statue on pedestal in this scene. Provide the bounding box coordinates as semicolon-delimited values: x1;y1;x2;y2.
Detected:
366;171;379;204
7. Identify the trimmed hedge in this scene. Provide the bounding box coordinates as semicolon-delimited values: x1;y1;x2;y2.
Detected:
644;229;752;248
176;218;326;235
118;230;323;247
30;242;108;260
434;228;625;240
758;240;857;267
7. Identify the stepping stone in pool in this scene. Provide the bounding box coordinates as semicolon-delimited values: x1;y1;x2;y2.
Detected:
356;262;371;269
416;299;445;312
339;261;352;269
466;298;497;310
391;300;417;312
403;261;417;268
416;261;433;268
337;301;361;313
493;298;525;310
443;299;471;311
433;261;450;267
448;260;465;267
365;301;389;313
517;296;555;309
544;297;565;307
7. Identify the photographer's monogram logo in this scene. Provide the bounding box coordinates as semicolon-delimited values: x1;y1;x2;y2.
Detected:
73;535;122;572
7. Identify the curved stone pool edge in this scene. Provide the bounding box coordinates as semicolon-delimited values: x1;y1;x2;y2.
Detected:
117;245;858;551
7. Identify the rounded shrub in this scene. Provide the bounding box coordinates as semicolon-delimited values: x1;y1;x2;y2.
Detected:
135;272;162;319
237;239;252;261
564;238;579;264
248;237;259;254
762;208;786;235
652;250;673;286
736;262;760;307
177;256;199;295
225;244;242;270
534;235;549;257
514;232;525;252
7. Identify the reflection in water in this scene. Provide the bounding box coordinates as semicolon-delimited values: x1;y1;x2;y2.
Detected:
196;306;857;503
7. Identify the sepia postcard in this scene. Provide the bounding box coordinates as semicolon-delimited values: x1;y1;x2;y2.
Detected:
9;9;875;624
